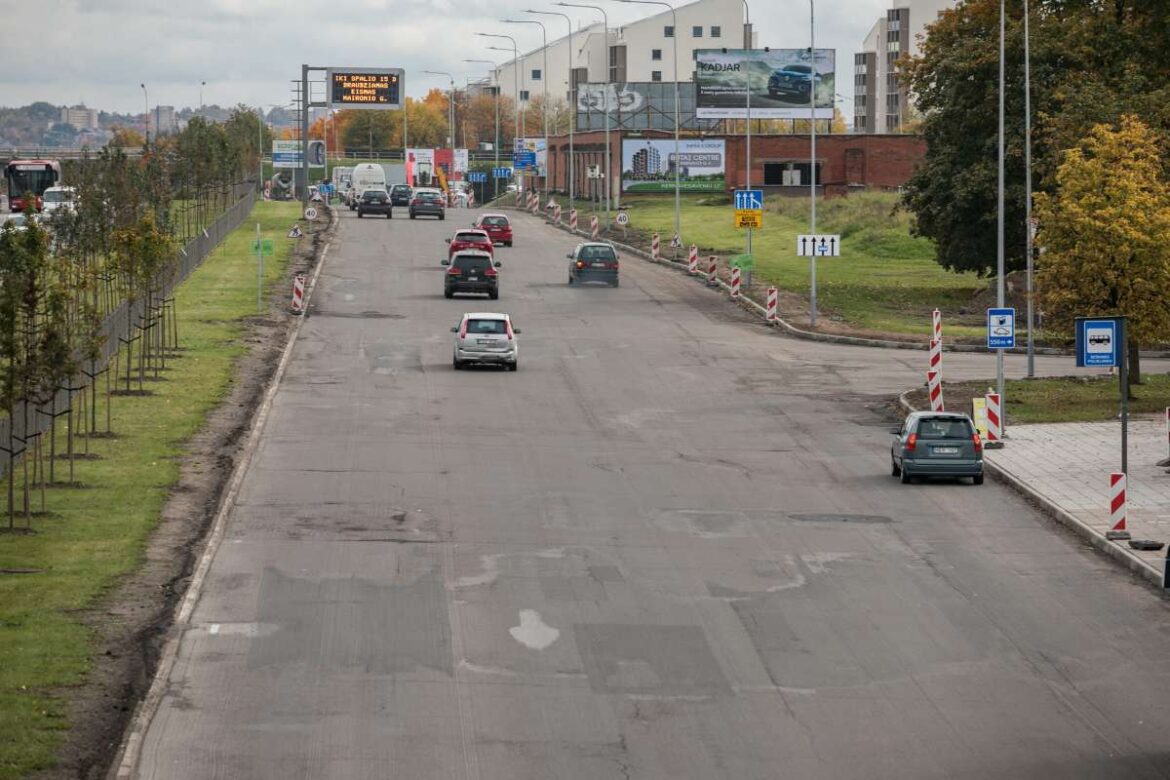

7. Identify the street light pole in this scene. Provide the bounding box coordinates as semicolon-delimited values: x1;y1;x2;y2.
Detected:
503;19;550;203
618;0;679;246
141;83;149;144
997;0;1006;421
199;80;206;116
742;0;753;260
422;70;457;149
467;59;503;199
526;9;574;213
556;2;612;223
478;33;522;169
808;0;819;327
1024;0;1035;378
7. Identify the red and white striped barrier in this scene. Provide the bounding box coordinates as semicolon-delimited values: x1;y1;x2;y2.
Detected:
984;392;1002;445
591;215;599;239
766;286;778;322
467;189;475;208
932;308;942;343
1108;472;1131;540
569;208;578;231
707;255;718;286
531;195;540;215
929;338;942;373
927;370;944;411
651;232;661;260
1164;407;1169;461
553;204;562;224
687;246;699;275
290;273;306;314
730;266;742;299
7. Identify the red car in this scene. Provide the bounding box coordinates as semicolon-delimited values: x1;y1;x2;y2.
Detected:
474;213;513;247
445;229;494;260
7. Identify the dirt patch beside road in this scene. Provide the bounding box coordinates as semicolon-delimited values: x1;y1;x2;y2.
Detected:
35;210;334;780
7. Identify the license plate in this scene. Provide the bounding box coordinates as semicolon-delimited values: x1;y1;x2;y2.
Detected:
933;446;959;455
467;275;478;280
592;262;607;267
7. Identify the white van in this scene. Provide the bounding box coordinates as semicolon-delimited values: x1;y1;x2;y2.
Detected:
41;186;77;217
348;163;387;210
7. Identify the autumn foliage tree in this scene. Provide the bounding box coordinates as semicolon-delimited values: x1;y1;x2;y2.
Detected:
1035;115;1170;383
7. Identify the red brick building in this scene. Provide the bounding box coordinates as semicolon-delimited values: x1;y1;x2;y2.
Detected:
540;130;925;200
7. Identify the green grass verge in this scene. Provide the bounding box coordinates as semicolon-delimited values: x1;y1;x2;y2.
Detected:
584;192;989;339
0;200;300;778
912;374;1170;424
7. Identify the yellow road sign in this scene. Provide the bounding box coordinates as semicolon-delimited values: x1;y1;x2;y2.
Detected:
735;209;762;229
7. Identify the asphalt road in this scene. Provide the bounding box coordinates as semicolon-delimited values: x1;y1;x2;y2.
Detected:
132;204;1170;779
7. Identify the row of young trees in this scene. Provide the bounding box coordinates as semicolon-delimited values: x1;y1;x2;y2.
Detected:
0;110;261;526
901;0;1170;369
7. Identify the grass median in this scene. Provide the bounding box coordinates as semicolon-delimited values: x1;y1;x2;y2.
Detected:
583;192;989;340
0;200;301;778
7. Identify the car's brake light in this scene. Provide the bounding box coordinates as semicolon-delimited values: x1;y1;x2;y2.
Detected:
447;267;462;275
905;433;917;452
607;262;620;270
972;432;983;454
576;261;585;269
459;320;468;338
484;267;498;277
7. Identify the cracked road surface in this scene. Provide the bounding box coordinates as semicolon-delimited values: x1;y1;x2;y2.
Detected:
132;207;1170;779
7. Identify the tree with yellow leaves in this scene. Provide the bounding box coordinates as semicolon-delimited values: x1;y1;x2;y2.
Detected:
1035;115;1170;384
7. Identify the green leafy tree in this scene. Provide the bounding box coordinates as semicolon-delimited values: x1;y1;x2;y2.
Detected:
1035;115;1170;384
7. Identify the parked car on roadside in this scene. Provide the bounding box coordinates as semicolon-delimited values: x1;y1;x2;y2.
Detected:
567;242;620;287
442;250;501;299
890;411;984;485
445;229;494;260
451;311;520;371
356;188;392;218
473;213;513;246
410;188;446;219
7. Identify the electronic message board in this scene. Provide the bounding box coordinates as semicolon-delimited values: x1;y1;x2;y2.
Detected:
326;68;404;110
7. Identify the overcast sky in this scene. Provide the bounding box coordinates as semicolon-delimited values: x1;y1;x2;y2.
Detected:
7;0;891;117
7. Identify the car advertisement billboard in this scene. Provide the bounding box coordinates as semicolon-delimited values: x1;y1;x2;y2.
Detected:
621;138;725;193
695;48;835;120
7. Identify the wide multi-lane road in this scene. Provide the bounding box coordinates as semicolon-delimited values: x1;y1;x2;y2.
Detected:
131;204;1170;779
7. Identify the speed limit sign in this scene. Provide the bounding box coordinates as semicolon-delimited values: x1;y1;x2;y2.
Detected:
304;207;318;220
615;211;629;226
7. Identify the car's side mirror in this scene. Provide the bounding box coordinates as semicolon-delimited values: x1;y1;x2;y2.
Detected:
440;259;450;266
513;328;522;335
444;238;451;243
450;326;458;332
566;253;573;259
494;262;502;268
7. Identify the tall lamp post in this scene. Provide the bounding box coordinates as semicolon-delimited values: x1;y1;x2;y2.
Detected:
996;0;1006;418
466;59;503;198
808;0;819;326
556;2;612;223
1024;0;1035;378
739;0;753;260
503;18;550;203
478;32;522;175
617;0;679;246
526;9;574;214
422;70;457;149
199;80;206;116
141;83;150;144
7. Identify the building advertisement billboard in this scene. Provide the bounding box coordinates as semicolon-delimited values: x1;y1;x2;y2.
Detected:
621;138;725;193
695;48;835;120
514;138;548;177
406;148;435;187
272;140;301;169
454;149;469;174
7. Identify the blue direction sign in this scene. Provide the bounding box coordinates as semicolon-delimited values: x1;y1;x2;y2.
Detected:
734;189;763;210
492;167;513;179
468;171;487;183
513;151;536;169
1075;317;1121;367
987;307;1016;349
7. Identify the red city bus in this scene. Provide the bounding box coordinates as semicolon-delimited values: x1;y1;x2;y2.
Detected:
5;159;62;212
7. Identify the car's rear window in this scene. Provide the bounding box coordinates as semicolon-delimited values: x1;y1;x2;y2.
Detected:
482;216;509;226
364;191;386;201
455;232;489;243
466;319;507;334
916;418;974;440
454;255;492;271
579;245;616;261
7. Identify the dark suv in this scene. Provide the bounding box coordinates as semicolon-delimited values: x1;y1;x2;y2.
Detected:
442;250;501;299
390;184;413;207
767;64;819;98
357;189;392;218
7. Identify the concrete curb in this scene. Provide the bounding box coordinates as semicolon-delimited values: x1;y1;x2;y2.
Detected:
896;389;1165;592
110;208;340;779
515;206;1170;359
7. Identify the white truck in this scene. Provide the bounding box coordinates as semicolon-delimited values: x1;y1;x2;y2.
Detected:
347;163;387;210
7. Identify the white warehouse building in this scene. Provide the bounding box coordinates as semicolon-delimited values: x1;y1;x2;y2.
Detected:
475;0;753;112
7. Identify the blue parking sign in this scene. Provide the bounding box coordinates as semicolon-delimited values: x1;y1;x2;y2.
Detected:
987;307;1016;349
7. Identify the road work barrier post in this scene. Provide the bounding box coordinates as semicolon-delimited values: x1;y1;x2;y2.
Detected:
707;256;718;287
932;308;942;343
1107;472;1131;541
290;273;306;315
553;204;562;224
569;209;577;231
730;266;742;299
929;338;942;374
984;392;1003;447
591;215;599;240
766;286;778;322
651;233;661;261
928;370;944;412
688;244;698;273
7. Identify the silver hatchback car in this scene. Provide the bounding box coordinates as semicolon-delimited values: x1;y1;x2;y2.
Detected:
890;411;984;484
451;312;521;371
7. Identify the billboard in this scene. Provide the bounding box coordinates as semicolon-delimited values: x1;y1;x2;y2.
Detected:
272;140;301;169
576;82;719;132
621;138;725;193
514;138;547;177
326;68;404;110
695;48;835;120
406;148;435;187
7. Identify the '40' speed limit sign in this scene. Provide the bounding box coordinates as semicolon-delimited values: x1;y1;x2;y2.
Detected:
304;207;318;221
615;212;629;226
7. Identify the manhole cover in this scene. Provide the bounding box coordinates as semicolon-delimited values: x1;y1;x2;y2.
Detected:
788;513;893;524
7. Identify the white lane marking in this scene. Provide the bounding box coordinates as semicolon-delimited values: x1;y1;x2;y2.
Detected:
450;548;566;590
509;610;560;650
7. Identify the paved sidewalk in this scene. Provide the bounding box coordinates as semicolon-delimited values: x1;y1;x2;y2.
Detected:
986;418;1170;584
